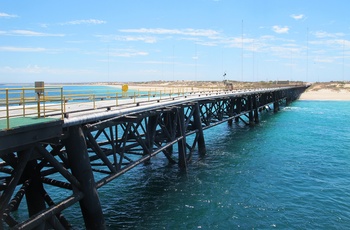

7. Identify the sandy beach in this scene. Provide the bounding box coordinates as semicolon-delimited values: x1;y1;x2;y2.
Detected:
299;89;350;101
299;83;350;101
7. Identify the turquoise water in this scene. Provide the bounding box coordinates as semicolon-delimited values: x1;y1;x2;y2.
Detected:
95;100;350;229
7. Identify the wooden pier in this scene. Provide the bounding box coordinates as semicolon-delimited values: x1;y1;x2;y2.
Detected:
0;86;308;229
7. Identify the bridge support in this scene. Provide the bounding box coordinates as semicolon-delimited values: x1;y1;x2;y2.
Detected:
65;126;105;230
194;103;206;155
248;96;254;125
24;159;47;230
273;92;280;112
177;107;187;169
253;96;259;123
146;114;158;158
273;101;279;112
235;98;242;123
162;111;175;161
286;96;291;105
227;99;235;126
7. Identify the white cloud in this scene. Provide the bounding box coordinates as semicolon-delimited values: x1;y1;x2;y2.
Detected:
117;35;157;44
312;30;344;38
272;26;289;34
0;12;18;18
225;37;256;49
0;46;46;52
62;19;106;25
310;38;350;51
109;49;148;57
95;34;158;44
119;28;219;37
195;41;218;47
314;58;333;63
268;45;300;58
0;30;64;37
39;23;49;28
98;28;220;45
126;36;157;43
0;65;100;75
290;14;304;20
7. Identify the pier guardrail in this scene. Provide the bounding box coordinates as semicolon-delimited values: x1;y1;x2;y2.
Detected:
0;87;64;130
0;86;224;130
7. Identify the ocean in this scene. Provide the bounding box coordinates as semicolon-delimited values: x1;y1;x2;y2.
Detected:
90;100;350;229
2;85;350;229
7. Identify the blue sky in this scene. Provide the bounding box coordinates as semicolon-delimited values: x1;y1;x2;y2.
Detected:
1;0;349;83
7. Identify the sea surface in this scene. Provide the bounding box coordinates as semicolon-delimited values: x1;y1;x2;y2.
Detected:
91;100;350;229
3;85;350;229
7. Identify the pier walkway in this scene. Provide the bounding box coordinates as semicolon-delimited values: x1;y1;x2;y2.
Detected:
0;85;308;229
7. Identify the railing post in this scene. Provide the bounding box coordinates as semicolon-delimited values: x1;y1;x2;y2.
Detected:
43;93;46;117
6;89;9;129
37;93;41;118
22;88;25;117
116;93;118;106
63;97;67;114
60;87;64;120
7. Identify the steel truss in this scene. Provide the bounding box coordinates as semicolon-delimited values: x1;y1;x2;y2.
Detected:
0;86;307;229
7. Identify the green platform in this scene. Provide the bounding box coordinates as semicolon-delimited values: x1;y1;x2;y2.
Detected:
0;117;60;130
0;117;63;152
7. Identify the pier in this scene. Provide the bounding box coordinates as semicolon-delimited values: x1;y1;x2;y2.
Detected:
0;85;307;229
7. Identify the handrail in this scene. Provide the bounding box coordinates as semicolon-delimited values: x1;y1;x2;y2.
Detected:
0;86;225;130
0;84;307;130
0;87;64;130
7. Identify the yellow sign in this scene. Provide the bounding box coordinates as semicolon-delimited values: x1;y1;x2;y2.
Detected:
122;84;128;92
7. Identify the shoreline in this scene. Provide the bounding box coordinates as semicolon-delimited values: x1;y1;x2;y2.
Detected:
299;89;350;101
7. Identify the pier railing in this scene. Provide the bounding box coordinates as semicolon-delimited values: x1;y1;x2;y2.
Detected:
0;86;225;130
0;87;65;129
